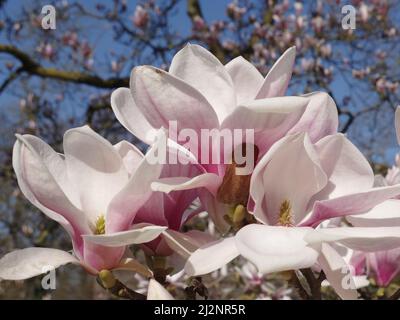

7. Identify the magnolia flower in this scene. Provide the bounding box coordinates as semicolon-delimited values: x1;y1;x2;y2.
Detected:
111;43;338;231
185;224;400;299
345;149;400;287
249;132;400;228
0;126;167;280
80;136;215;259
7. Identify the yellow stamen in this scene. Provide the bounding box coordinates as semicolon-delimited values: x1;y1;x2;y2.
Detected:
278;200;294;227
95;215;106;235
98;269;116;289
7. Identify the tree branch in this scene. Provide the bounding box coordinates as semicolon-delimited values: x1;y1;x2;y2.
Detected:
0;44;129;89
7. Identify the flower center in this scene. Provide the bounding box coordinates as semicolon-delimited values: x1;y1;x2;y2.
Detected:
217;143;259;206
95;214;106;235
278;200;294;227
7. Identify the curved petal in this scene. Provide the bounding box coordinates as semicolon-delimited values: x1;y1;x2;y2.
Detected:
306;227;400;252
0;248;79;280
185;237;240;276
250;133;327;225
162;229;215;259
151;173;221;196
225;56;263;105
301;184;400;227
221;96;309;154
311;133;374;201
169;43;236;122
287;92;339;143
318;243;358;300
114;140;144;175
13;135;89;255
63;126;128;226
106;131;164;233
83;241;124;271
198;191;231;233
347;200;400;227
83;225;167;247
256;46;296;99
368;249;400;287
111;88;158;144
235;225;319;274
113;257;153;278
147;279;174;300
130;65;219;138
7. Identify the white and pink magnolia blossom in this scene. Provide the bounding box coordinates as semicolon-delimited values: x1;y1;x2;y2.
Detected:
249;132;400;228
185;130;400;299
111;44;338;231
185;224;400;299
0;126;169;280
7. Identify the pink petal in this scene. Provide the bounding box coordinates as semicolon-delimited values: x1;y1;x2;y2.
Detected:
111;88;158;144
301;185;400;227
287;92;338;143
169;43;236;122
13;135;89;257
256;46;296;99
225;56;263;104
130;65;219;138
309;133;374;202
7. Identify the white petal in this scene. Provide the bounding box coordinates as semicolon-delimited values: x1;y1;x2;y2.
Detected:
106;132;164;232
307;227;400;252
111;88;158;144
251;133;327;225
0;248;79;280
113;257;153;278
347;199;400;227
114;140;144;175
169;43;236;122
83;225;167;247
235;224;319;274
287;92;338;142
318;243;358;300
225;56;263;104
162;229;214;259
313;133;374;200
13;135;89;247
147;279;174;300
185;237;239;276
256;46;296;98
63;126;128;225
151;173;221;195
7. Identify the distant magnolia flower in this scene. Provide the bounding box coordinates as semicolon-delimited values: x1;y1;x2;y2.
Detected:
132;5;149;29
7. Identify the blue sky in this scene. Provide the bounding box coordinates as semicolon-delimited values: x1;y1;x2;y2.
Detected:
0;0;398;163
